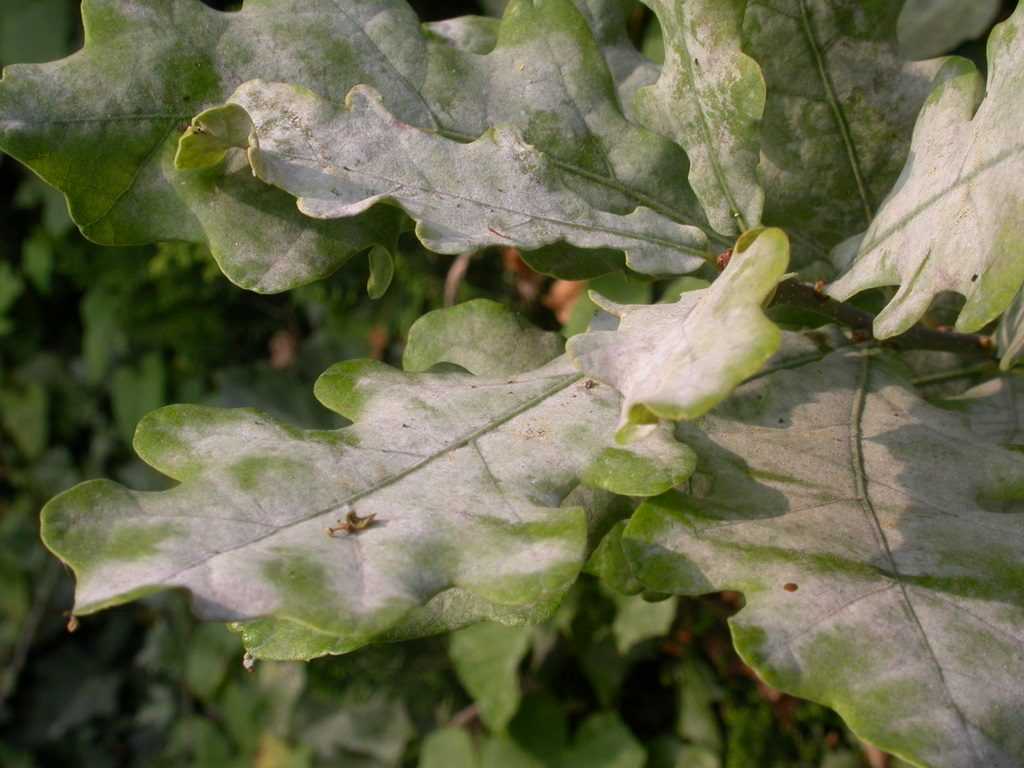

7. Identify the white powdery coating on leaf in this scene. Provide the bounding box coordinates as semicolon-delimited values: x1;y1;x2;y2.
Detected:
828;7;1024;338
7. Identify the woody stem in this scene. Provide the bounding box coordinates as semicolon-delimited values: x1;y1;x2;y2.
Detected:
770;279;995;359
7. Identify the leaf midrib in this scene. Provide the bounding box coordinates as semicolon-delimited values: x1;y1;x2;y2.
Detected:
676;9;750;231
857;142;1024;257
797;0;874;226
848;352;977;759
270;146;710;258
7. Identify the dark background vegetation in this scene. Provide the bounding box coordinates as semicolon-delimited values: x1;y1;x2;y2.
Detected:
2;1;1006;766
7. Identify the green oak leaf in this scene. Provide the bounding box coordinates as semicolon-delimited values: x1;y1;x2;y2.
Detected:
567;227;789;442
828;7;1024;338
610;593;676;653
623;347;1024;767
366;245;395;300
43;302;695;657
234;301;625;661
450;622;532;731
420;728;478;768
898;0;1002;60
560;713;646;768
744;0;941;264
2;0;715;287
635;0;766;236
190;81;708;276
585;520;644;595
0;0;416;293
403;299;563;378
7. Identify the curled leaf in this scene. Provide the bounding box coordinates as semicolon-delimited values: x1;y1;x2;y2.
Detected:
568;227;788;442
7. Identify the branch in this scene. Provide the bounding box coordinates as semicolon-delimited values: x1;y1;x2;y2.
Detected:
770;279;995;359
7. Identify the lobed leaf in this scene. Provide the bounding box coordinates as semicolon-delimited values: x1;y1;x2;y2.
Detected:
624;347;1024;767
0;0;415;293
189;81;709;276
43;303;695;659
419;0;711;254
828;5;1024;338
745;0;941;265
567;227;788;442
635;0;766;236
1;0;715;288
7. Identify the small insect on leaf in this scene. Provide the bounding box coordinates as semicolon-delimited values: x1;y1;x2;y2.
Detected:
326;509;378;537
242;651;255;671
783;582;799;592
584;379;598;390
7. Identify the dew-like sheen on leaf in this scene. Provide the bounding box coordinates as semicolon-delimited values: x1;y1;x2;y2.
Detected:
624;347;1024;768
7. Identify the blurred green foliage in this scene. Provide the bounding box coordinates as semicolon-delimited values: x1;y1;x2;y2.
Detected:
0;2;892;766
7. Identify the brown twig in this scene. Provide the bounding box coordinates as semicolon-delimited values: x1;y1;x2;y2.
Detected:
770;279;994;359
447;703;479;728
444;252;474;307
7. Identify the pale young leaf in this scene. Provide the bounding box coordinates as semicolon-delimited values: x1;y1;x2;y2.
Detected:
828;7;1024;338
567;227;788;442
